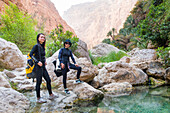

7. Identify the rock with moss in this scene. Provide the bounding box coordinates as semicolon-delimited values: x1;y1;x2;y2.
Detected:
149;77;165;86
164;67;170;84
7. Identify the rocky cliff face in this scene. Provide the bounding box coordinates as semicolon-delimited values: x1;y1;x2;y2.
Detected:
63;0;138;49
0;0;75;33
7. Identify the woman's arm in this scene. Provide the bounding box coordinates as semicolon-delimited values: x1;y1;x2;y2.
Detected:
30;45;38;63
70;50;76;64
30;45;42;67
58;48;63;64
58;48;65;69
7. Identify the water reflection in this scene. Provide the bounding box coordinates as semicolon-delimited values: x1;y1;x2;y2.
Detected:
25;86;170;113
98;86;170;113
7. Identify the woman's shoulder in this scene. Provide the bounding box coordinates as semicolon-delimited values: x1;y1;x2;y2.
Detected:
32;44;39;50
60;48;64;51
33;44;39;47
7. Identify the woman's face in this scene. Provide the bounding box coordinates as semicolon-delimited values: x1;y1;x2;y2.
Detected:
65;42;70;48
38;34;45;44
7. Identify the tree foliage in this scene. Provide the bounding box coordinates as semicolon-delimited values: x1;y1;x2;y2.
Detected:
137;0;170;47
103;0;169;52
46;25;79;57
0;2;38;53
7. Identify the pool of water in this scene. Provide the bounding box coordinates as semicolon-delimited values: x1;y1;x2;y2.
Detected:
72;86;170;113
25;86;170;113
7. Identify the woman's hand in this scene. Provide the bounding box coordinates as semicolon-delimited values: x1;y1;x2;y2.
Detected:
75;64;79;67
61;63;65;69
45;62;47;65
38;61;43;67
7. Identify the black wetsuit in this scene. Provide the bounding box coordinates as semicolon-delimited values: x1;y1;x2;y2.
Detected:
30;44;52;98
58;47;82;89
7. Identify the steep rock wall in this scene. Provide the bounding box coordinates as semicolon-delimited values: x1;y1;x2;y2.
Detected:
63;0;138;49
0;0;75;33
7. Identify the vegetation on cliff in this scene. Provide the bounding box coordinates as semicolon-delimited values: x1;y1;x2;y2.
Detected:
104;0;170;67
0;2;42;53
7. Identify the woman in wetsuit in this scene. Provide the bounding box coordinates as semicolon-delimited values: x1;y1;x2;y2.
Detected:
58;39;83;94
30;33;57;103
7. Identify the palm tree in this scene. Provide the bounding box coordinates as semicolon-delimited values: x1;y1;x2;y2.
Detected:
107;28;116;40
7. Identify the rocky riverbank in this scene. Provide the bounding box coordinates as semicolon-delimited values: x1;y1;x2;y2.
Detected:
0;38;169;112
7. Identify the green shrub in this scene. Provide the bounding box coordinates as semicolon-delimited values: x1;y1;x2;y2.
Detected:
89;50;95;64
9;81;18;90
0;2;39;54
91;51;128;65
104;0;170;51
137;0;169;47
156;47;170;68
46;25;79;57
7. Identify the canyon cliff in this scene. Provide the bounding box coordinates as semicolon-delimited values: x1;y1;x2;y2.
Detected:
0;0;75;33
63;0;138;49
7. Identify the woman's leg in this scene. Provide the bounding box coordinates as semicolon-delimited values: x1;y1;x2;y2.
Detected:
62;67;68;89
43;67;52;95
69;63;82;79
35;65;43;98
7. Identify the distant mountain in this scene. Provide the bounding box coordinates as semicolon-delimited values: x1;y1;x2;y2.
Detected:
63;0;138;49
0;0;75;34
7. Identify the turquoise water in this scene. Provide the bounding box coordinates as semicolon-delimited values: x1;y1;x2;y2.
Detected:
25;86;170;113
72;86;170;113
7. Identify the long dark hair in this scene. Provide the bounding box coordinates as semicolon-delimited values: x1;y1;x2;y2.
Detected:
37;33;46;48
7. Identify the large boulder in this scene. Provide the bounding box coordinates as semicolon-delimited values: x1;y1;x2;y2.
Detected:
0;87;30;113
0;38;26;70
46;50;60;81
0;72;11;88
93;61;148;87
90;43;122;58
146;62;165;79
75;39;91;62
127;48;157;63
99;82;132;96
67;58;98;82
46;50;98;84
164;67;170;84
59;80;104;106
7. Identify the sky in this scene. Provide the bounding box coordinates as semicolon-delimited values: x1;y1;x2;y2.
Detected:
51;0;96;17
